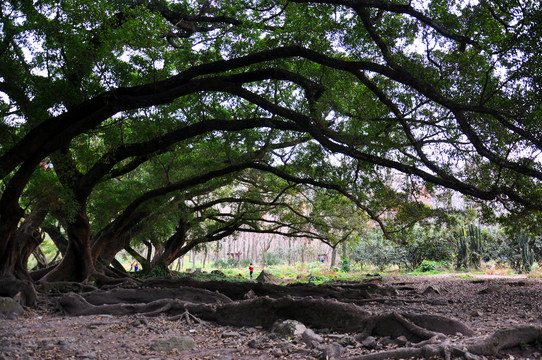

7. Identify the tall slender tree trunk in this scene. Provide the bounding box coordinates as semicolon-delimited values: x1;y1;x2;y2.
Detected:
202;248;208;269
288;238;292;266
330;246;337;268
301;239;306;265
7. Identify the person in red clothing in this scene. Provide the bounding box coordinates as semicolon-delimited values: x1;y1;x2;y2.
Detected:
249;263;254;278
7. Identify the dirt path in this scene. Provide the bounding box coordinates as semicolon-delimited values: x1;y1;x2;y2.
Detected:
1;274;541;360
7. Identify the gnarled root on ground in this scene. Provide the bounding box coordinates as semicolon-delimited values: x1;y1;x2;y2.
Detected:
357;312;475;342
57;293;472;339
345;326;542;360
168;310;209;326
0;278;37;306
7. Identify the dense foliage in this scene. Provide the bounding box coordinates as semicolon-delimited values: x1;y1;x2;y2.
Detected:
1;0;542;286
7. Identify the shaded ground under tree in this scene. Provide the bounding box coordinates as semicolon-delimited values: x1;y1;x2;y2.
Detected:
2;274;542;359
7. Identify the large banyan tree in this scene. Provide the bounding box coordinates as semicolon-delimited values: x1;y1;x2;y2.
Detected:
1;0;541;294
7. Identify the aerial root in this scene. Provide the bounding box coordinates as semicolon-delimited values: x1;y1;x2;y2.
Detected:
168;310;208;326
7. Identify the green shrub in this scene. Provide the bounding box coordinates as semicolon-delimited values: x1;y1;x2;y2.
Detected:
150;265;170;277
213;258;240;268
213;259;229;269
261;252;284;266
341;257;351;272
419;260;437;272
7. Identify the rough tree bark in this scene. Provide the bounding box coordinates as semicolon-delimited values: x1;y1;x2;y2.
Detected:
52;277;542;359
40;211;96;282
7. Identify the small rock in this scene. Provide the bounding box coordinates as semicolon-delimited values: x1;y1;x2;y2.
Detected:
319;342;345;359
0;297;24;319
470;310;483;317
243;290;257;299
151;336;196;351
302;328;324;347
396;336;408;346
256;271;282;285
340;336;356;347
248;339;264;349
362;336;377;349
221;331;240;338
271;319;307;338
131;318;148;327
422;285;442;295
276;341;294;350
478;285;501;294
76;352;97;359
211;269;226;277
271;348;283;357
430;298;449;306
215;356;233;360
379;285;399;296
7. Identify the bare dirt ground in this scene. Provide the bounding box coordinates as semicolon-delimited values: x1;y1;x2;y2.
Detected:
2;273;542;360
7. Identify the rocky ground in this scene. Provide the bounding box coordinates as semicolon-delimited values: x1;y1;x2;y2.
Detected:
1;273;542;360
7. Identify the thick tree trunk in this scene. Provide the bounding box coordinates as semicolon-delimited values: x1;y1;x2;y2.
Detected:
0;210;24;280
40;211;96;282
92;211;148;272
1;200;49;283
0;160;41;279
93;232;132;273
0;228;18;279
151;219;187;271
14;200;50;279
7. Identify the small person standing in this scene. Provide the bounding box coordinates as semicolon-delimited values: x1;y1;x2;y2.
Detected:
249;263;254;278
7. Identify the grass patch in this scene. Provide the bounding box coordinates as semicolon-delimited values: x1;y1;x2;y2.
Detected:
453;274;476;279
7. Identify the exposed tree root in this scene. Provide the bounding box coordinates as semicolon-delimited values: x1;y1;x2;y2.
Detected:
38;281;99;294
465;326;542;355
346;298;426;304
57;293;472;339
141;277;385;301
0;278;37;306
55;288;542;359
357;311;475;342
345;326;542;360
79;287;232;306
58;292;208;317
167;310;209;326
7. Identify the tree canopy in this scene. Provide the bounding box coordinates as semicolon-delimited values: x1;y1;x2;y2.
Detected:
1;0;541;287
